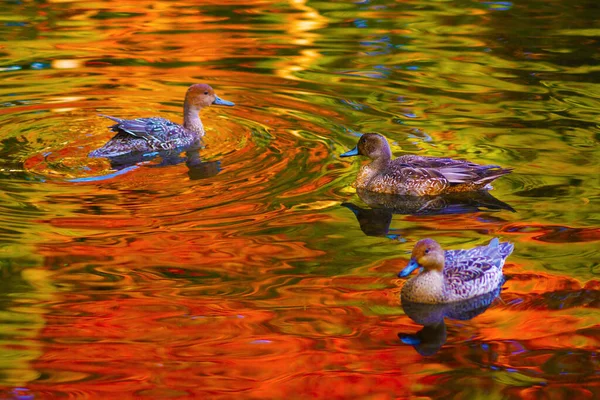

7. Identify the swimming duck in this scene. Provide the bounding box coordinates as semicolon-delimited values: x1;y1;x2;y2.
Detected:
340;133;512;196
89;84;234;158
398;238;513;304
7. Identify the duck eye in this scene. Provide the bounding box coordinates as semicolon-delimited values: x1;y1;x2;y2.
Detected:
425;249;430;254
204;91;209;95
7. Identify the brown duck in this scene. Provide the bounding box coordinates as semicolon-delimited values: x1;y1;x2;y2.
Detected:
340;133;512;196
90;84;234;158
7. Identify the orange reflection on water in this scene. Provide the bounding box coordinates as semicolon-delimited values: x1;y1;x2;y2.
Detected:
0;0;599;398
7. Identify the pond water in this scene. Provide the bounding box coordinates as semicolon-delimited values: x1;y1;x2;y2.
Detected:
0;0;599;398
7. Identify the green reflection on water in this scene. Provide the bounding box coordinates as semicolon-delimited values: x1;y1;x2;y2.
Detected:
0;0;598;397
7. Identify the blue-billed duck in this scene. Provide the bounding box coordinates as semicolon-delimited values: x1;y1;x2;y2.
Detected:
89;84;234;158
341;133;512;196
398;238;513;304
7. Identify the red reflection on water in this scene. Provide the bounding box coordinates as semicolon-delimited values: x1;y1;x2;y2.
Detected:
1;0;598;397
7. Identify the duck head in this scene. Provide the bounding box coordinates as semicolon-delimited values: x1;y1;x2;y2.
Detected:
340;133;392;161
398;238;445;277
184;83;235;111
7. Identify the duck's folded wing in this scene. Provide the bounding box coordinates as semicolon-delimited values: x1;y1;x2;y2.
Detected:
395;165;446;179
102;116;178;143
444;246;499;281
444;261;491;284
396;155;484;169
395;155;506;185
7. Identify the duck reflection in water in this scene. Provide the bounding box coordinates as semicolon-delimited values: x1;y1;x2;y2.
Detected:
107;148;221;181
73;148;221;183
342;189;514;238
399;287;502;356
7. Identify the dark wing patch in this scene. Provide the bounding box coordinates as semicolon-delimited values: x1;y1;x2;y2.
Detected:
498;242;515;258
143;118;180;138
105;117;182;147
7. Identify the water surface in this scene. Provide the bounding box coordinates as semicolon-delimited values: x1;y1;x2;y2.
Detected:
0;0;598;398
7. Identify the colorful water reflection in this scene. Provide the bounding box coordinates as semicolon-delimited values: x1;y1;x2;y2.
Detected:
0;0;598;398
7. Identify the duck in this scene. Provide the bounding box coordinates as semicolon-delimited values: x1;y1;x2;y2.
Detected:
340;133;512;196
397;238;513;304
89;83;234;158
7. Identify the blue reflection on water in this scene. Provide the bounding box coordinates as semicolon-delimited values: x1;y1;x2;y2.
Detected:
483;1;513;11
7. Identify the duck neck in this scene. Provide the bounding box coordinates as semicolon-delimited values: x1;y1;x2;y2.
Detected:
183;104;205;136
426;252;446;273
370;154;391;169
354;156;390;189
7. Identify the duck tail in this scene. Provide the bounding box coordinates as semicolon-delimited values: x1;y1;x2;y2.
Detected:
484;238;514;268
498;241;515;259
98;114;123;124
440;165;512;186
475;166;513;185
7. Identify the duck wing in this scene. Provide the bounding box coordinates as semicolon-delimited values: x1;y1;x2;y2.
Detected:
443;239;513;284
396;155;484;169
443;257;491;284
100;115;184;145
396;155;511;186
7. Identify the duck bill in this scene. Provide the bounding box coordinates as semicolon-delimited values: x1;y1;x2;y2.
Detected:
398;259;420;278
340;146;359;157
213;95;235;106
